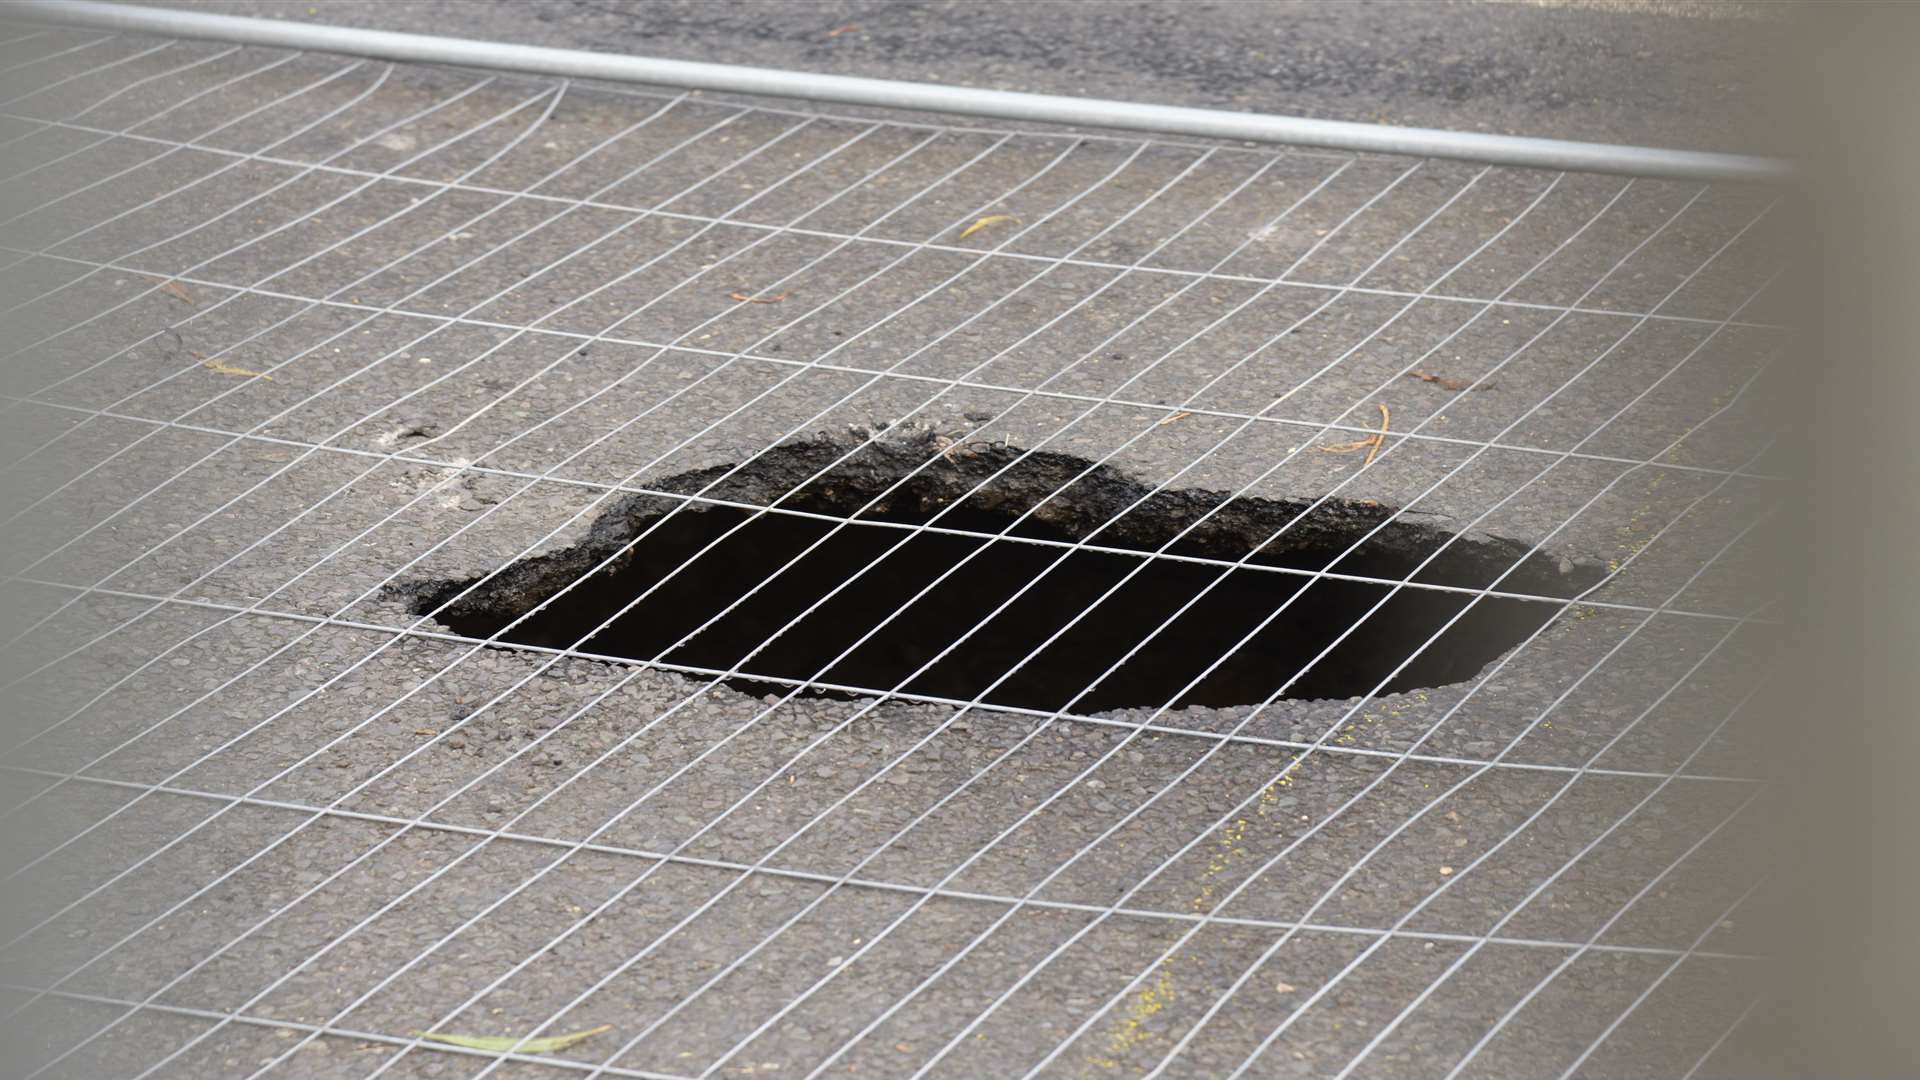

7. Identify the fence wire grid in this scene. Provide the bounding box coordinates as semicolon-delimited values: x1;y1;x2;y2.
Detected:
0;25;1782;1080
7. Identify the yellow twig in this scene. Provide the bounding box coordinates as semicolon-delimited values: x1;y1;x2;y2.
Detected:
1362;402;1390;467
193;351;271;379
958;213;1019;240
145;275;195;305
1318;438;1374;454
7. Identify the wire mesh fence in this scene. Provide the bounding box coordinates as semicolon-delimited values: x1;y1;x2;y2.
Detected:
0;24;1780;1080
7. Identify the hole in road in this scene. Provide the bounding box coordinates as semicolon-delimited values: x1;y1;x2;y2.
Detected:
405;436;1601;712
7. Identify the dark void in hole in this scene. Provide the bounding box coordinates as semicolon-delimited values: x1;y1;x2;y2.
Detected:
404;434;1602;712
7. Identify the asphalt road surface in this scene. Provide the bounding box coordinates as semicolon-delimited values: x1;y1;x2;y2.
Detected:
173;0;1780;154
0;5;1779;1079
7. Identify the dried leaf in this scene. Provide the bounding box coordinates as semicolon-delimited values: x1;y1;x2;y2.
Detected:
411;1025;610;1055
958;213;1019;240
146;276;195;305
827;24;861;37
729;291;789;304
198;354;271;380
1406;370;1476;391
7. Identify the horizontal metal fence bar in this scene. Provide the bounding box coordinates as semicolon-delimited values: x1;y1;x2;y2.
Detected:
16;0;1791;183
0;118;1787;332
0;984;689;1079
0;768;1767;955
6;574;1769;736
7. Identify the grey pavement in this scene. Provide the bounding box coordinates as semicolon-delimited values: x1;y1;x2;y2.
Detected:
0;8;1778;1080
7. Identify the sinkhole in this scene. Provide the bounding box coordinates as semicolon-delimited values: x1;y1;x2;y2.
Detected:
404;433;1601;713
